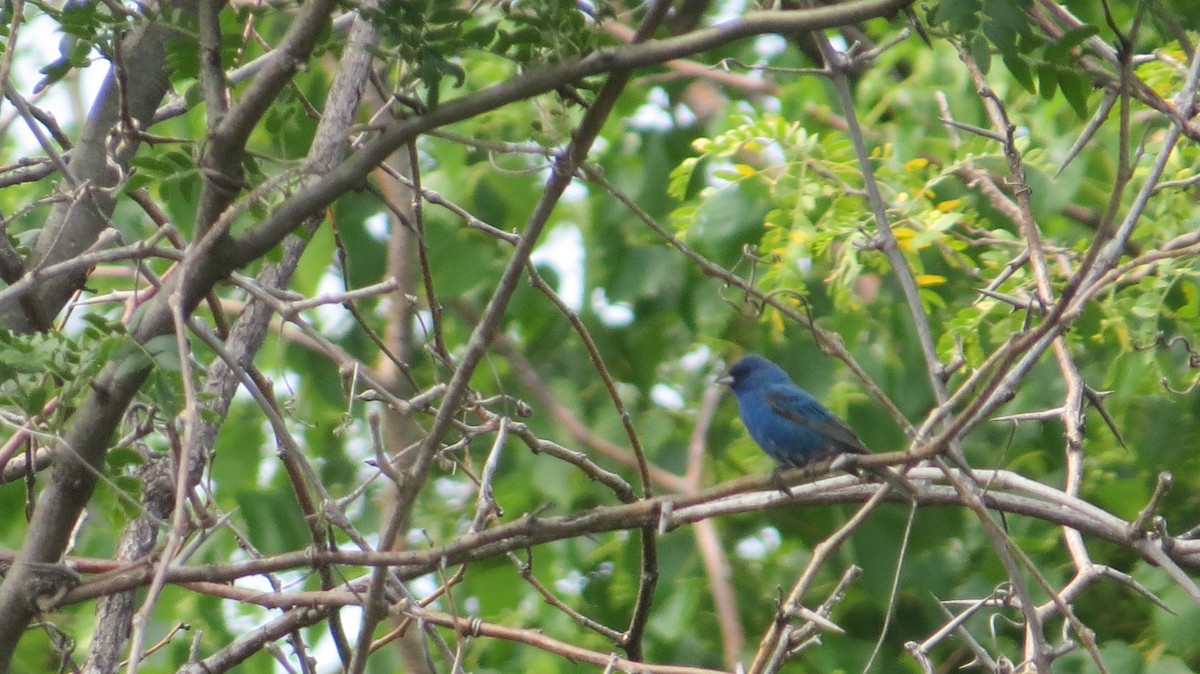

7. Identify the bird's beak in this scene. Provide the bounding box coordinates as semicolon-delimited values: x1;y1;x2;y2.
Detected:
715;374;733;386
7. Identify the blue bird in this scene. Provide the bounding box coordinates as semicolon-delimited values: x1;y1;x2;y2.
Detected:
718;354;868;469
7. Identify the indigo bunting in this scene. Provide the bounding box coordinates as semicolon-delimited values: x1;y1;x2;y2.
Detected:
718;354;868;468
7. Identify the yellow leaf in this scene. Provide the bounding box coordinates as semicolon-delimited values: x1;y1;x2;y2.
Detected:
904;157;929;171
769;308;785;335
936;199;962;212
734;163;757;177
916;274;946;287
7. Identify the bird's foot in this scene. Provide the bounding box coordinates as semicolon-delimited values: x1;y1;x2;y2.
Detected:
769;468;794;497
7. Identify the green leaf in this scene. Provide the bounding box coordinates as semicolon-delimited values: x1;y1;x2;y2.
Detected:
1003;53;1036;92
969;33;992;74
1037;63;1057;99
106;446;146;470
1046;25;1099;60
1058;70;1092;118
61;2;100;37
927;0;982;33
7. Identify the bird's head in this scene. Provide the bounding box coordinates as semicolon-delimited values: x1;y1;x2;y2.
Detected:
716;354;791;394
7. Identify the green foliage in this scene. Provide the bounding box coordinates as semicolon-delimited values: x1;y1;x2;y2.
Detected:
0;316;124;424
926;0;1097;117
32;0;131;89
363;0;610;108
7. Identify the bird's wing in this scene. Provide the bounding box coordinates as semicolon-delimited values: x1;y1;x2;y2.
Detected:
764;385;870;454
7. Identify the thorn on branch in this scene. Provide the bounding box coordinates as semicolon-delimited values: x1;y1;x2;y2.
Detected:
904;640;935;674
785;605;844;634
938;117;1006;143
1131;472;1173;538
1083;386;1127;450
656;501;673;535
785;632;822;657
1094;564;1174;614
976;287;1045;314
